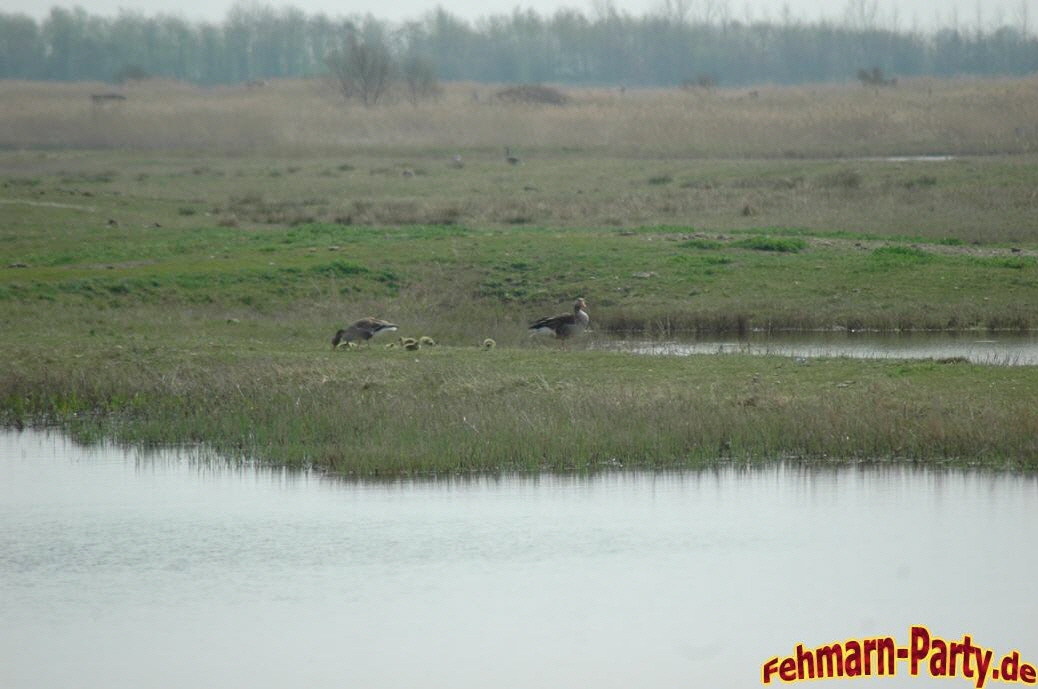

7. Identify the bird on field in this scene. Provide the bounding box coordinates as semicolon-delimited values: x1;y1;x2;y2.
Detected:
399;336;420;351
504;147;521;165
482;338;496;350
331;317;398;349
529;298;590;343
419;336;436;346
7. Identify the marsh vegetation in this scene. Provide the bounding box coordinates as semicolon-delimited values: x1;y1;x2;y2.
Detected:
1;77;1036;472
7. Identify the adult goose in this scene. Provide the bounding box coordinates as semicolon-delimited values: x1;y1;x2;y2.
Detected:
332;317;398;348
529;298;590;341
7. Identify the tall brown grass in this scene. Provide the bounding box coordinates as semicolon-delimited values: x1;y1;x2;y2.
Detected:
2;76;1037;157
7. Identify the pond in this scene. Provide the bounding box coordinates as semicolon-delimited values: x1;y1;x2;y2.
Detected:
1;429;1036;688
597;331;1038;366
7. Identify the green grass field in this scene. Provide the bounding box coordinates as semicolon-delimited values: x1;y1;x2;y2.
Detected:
2;77;1037;473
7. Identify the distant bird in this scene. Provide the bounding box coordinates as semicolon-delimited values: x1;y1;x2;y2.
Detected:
450;153;463;168
504;147;521;165
529;298;590;342
419;336;436;346
399;336;420;351
332;317;398;349
482;338;496;350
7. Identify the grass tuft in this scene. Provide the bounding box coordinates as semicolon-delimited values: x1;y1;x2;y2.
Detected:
730;236;807;252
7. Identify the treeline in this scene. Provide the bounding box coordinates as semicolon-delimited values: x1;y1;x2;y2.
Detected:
1;4;1037;87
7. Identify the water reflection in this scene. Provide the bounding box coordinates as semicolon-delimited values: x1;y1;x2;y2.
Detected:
597;331;1038;365
1;429;1036;689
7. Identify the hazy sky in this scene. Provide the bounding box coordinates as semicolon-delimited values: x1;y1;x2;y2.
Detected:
4;0;1036;32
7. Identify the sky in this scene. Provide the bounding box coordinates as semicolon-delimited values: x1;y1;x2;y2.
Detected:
3;0;1036;33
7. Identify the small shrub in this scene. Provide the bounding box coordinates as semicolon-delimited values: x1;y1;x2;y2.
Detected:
731;236;806;253
903;175;937;189
972;256;1035;270
681;74;717;90
59;171;117;184
114;64;149;83
496;84;568;106
857;66;896;87
3;177;41;188
311;260;369;278
426;205;462;225
679;238;723;250
870;246;932;264
819;169;862;190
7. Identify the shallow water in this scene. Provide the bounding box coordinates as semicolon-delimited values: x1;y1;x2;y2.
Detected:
599;331;1038;366
1;430;1036;688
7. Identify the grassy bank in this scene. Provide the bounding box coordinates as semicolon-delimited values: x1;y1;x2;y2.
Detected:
1;207;1035;335
3;342;1037;473
1;77;1036;472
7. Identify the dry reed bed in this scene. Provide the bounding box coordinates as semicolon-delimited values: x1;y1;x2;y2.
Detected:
2;76;1037;156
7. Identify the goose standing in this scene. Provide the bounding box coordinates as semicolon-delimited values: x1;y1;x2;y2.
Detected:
529;298;590;342
332;317;398;348
504;147;521;165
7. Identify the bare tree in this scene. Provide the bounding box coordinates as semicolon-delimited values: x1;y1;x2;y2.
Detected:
658;0;693;23
1014;0;1030;35
401;55;441;106
843;0;879;31
326;33;393;106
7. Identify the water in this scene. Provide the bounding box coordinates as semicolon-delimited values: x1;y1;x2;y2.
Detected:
599;331;1038;366
2;430;1036;689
